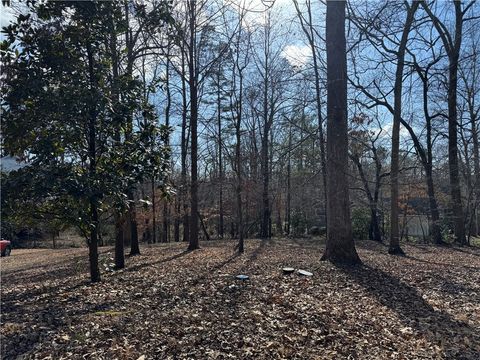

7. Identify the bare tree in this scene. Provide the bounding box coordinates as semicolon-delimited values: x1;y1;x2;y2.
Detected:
293;0;327;229
421;1;477;245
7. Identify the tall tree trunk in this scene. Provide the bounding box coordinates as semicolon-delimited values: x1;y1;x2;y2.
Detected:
448;55;466;244
188;0;199;250
233;18;246;254
89;198;101;282
260;130;270;238
86;39;101;282
217;72;224;239
259;23;271;239
285;127;292;235
260;101;270;237
236;119;244;252
162;50;172;243
389;1;418;255
423;73;443;244
108;8;126;266
470;104;480;236
181;45;190;243
123;3;140;254
422;2;467;244
321;0;360;264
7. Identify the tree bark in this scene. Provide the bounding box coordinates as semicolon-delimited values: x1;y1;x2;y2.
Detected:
129;190;140;255
389;1;418;255
180;41;190;243
152;179;157;243
321;0;360;264
188;0;199;251
421;65;443;244
236;118;244;252
260;91;271;238
217;71;224;239
108;7;126;265
114;214;125;269
448;52;466;245
86;39;101;282
285;127;292;235
421;1;467;244
162;49;172;243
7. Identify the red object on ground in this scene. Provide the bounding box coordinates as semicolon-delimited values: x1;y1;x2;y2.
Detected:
0;239;12;256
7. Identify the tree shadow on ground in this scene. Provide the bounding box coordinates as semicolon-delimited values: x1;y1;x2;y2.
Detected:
407;255;480;271
340;264;480;358
448;246;480;257
1;281;102;358
188;252;242;288
122;249;190;273
248;238;272;262
353;240;388;252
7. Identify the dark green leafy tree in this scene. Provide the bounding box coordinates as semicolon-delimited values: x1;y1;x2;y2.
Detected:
1;1;170;282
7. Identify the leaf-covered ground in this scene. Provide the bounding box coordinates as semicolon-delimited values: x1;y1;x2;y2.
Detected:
1;239;480;359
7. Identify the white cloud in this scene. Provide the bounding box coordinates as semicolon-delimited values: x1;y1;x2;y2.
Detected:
226;0;292;29
281;44;312;67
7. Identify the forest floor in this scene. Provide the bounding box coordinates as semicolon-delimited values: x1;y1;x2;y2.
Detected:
1;239;480;359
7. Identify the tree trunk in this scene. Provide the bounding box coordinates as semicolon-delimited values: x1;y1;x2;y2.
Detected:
425;164;442;243
321;0;360;264
285;127;292;235
188;0;199;251
181;42;190;244
89;198;101;283
129;190;140;255
423;70;443;245
369;208;382;242
108;9;126;263
351;154;382;242
198;212;210;241
470;103;480;236
124;1;140;254
236;122;244;252
217;72;224;239
260;110;270;238
86;37;101;282
174;204;180;242
421;2;466;244
448;59;466;244
114;214;125;269
163;48;172;244
389;1;418;255
152;179;157;243
233;23;246;254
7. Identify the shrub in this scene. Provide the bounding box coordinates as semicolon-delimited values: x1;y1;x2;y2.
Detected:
351;208;370;240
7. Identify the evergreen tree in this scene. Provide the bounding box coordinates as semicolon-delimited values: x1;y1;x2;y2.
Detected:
1;0;170;282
